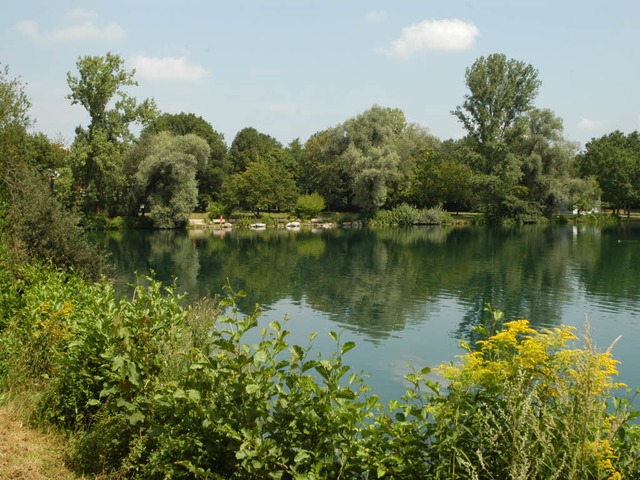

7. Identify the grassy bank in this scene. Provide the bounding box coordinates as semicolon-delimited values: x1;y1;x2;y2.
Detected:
0;403;78;480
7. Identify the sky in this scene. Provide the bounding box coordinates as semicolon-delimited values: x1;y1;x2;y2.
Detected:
1;0;639;150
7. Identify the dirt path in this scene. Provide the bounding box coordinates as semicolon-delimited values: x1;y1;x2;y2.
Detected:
0;405;77;480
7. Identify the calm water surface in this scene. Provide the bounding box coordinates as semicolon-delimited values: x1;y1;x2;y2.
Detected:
91;224;640;403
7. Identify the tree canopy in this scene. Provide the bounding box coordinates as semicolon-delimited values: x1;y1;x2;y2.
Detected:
134;132;210;228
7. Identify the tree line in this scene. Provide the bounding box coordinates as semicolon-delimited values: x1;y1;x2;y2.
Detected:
2;52;640;231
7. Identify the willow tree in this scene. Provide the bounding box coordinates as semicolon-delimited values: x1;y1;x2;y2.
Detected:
134;132;209;228
340;106;403;216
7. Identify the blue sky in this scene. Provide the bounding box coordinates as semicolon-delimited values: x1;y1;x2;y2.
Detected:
2;0;639;149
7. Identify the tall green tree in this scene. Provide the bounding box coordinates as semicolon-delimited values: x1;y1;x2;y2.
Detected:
514;108;582;216
226;127;282;174
299;129;351;210
577;130;640;216
388;123;440;207
134;132;209;228
453;53;541;149
144;112;227;209
452;53;543;221
337;105;403;215
0;64;33;186
222;157;299;216
66;52;157;216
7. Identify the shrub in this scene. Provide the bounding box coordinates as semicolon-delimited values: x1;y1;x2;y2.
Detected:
426;308;635;479
295;192;326;220
4;168;110;281
371;204;452;227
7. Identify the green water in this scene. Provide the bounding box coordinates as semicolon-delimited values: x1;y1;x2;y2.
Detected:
91;224;640;402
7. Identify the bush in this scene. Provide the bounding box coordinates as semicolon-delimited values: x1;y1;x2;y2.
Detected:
4;168;110;281
206;200;227;221
295;192;326;220
371;204;452;227
425;308;637;479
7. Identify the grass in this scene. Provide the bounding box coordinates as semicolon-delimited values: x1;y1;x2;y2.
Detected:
0;401;80;480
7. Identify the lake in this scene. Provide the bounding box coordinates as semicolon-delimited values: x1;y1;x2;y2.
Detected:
90;223;640;403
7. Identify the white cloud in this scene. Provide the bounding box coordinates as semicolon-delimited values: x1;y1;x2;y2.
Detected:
377;18;480;58
50;21;126;42
14;10;125;43
365;10;387;24
14;20;39;42
131;55;209;82
577;118;603;130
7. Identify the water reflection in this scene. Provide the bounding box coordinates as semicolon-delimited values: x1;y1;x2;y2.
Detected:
93;225;640;337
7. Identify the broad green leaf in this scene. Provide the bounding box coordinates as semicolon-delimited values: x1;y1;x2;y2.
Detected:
254;349;268;364
269;320;281;332
127;411;145;426
341;341;356;355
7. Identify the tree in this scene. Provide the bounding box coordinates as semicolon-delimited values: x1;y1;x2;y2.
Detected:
144;112;227;208
339;105;402;215
134;132;209;228
514;108;581;216
226;127;282;174
388;123;439;207
452;53;541;149
66;52;157;215
577;131;640;216
299;130;351;210
223;157;299;216
452;54;544;222
0;64;33;186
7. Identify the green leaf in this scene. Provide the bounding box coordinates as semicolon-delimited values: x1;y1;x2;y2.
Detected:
245;384;260;395
341;341;356;355
329;331;338;342
269;320;281;332
253;349;268;364
186;389;200;401
127;411;145;426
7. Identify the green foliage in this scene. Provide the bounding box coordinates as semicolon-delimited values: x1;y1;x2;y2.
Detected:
66;52;158;216
206;200;227;220
341;105;402;216
371;204;452;227
143;112;228;209
4;168;110;281
134;132;210;229
294;192;326;220
223;157;299;216
577;130;640;215
453;53;541;146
